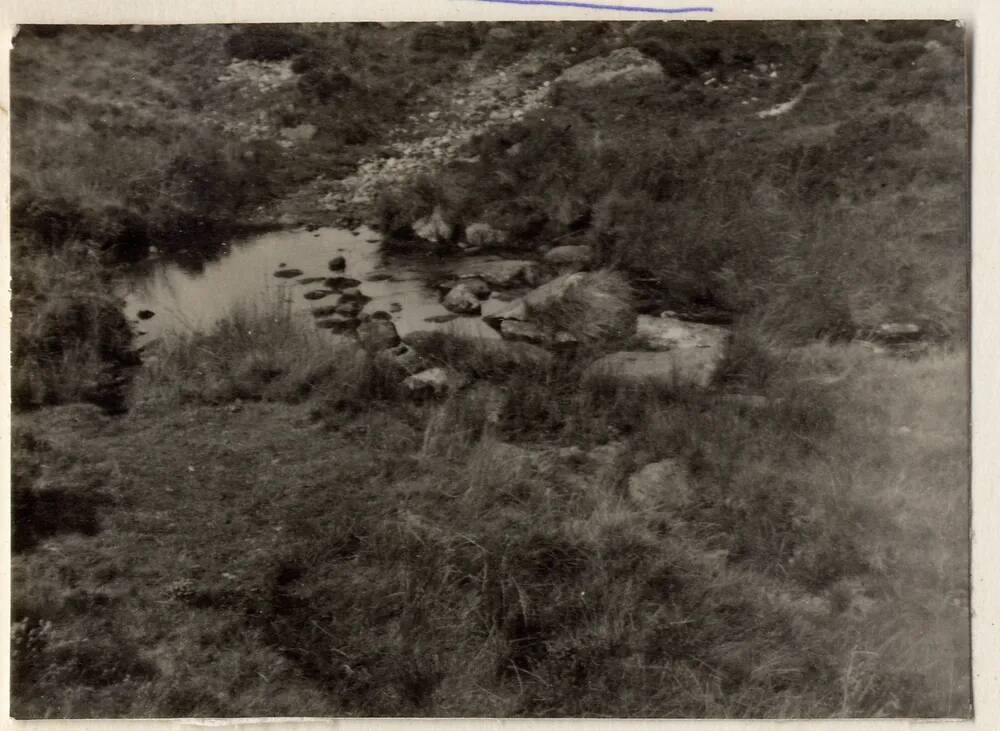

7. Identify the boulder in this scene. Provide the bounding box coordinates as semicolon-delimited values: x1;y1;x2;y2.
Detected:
137;309;155;320
585;349;722;390
403;367;463;399
335;301;363;316
299;277;327;285
311;305;340;318
459;277;491;299
274;268;304;279
443;283;483;315
628;459;692;511
632;314;731;353
556;47;665;89
454;258;544;289
413;206;453;244
544;244;593;270
328;256;346;271
465;222;509;249
357;319;400;354
486;271;635;345
425;313;460;324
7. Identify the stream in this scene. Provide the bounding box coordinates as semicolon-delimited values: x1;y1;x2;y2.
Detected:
119;226;502;348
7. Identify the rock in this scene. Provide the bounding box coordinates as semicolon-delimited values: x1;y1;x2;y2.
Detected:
375;343;429;376
328;256;346;271
500;319;548;346
443;283;483;315
544;244;593;270
137;309;155;320
315;315;358;333
274;268;304;279
324;276;361;290
586;349;723;390
403;331;554;372
357;319;400;354
335;301;363;316
454;258;544;288
482;298;529;330
488;271;635;345
459;277;491;299
339;287;371;303
425;313;460;324
556;47;665;89
628;459;691;511
465;222;509;249
280;123;317;142
487;26;517;42
369;310;393;322
389;302;402;313
632;315;731;354
873;322;922;343
304;289;334;301
413;206;453;244
367;272;394;282
403;368;463;399
298;277;326;285
311;305;340;318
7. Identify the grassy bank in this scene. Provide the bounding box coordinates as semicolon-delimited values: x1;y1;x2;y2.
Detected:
11;302;969;717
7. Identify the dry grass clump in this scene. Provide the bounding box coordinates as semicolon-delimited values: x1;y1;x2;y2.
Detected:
139;293;348;405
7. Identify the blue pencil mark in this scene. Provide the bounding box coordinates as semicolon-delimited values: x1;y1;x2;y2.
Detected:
469;0;713;14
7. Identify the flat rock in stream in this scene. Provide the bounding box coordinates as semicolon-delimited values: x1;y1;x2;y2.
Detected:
328;256;346;271
454;258;545;289
299;277;327;285
324;276;362;290
274;268;304;279
304;289;335;301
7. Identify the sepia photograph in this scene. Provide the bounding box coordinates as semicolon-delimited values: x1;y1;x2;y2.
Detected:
8;18;970;719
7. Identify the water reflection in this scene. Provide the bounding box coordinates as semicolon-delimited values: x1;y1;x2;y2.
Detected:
120;226;499;347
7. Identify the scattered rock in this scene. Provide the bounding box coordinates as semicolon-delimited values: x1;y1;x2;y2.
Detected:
873;322;923;343
425;313;460;324
335;301;363;316
443;282;483;315
556;47;665;89
328;256;346;271
315;315;358;333
544;244;593;270
465;222;509;249
628;459;691;511
500;319;548;346
304;289;334;301
339;287;371;304
454;258;544;288
389;302;402;313
632;314;731;354
357;318;401;354
413;206;453;244
298;277;327;285
366;272;394;282
586;349;723;390
274;268;304;279
311;305;340;318
137;309;155;320
403;367;464;399
324;276;362;290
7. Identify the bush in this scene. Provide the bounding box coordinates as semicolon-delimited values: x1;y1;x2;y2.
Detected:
225;25;310;61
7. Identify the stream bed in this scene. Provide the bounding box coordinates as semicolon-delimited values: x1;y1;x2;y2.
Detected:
119;226;502;348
